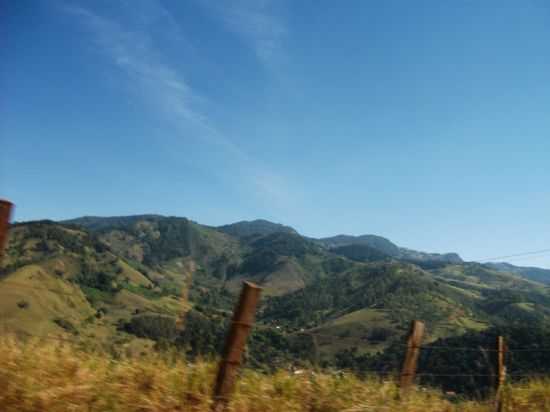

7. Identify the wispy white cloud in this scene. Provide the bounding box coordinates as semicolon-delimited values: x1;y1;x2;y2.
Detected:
63;4;208;129
198;0;287;68
61;1;294;210
62;2;258;158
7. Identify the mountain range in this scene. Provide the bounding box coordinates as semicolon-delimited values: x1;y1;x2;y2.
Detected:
1;214;549;365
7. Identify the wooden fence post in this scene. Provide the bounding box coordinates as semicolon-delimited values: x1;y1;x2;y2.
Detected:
212;281;262;412
400;320;425;393
0;200;13;261
494;336;506;412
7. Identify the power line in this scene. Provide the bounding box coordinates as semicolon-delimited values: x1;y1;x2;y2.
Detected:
476;249;550;262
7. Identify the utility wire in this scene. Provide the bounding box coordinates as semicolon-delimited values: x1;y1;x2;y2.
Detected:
475;249;550;262
3;328;550;379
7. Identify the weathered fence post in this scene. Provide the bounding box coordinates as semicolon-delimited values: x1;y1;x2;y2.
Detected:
0;200;13;261
494;336;506;412
400;320;425;394
212;281;262;412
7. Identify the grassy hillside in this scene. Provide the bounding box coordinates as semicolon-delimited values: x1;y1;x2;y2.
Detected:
2;335;549;412
2;215;550;373
0;221;188;346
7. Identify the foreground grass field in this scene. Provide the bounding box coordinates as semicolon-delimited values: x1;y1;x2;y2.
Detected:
0;336;549;412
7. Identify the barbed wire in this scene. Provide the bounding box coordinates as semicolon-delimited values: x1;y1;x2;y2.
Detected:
293;330;550;353
417;344;498;352
2;328;550;380
505;347;550;353
416;373;495;377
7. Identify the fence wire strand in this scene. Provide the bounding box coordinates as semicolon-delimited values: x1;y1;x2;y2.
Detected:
1;282;550;380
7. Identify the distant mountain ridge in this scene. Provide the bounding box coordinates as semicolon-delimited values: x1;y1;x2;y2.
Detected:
316;234;463;264
59;215;550;275
217;219;297;238
63;215;166;231
316;234;401;256
485;262;550;285
2;213;550;370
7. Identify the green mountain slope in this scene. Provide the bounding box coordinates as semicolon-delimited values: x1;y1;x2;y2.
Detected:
1;215;549;368
217;219;298;238
0;221;184;348
317;234;462;265
62;215;164;231
225;232;353;295
317;234;401;256
259;260;550;360
485;262;550;285
330;244;391;263
259;261;490;357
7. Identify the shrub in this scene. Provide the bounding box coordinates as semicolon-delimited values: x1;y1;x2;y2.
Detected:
123;314;177;341
53;318;79;335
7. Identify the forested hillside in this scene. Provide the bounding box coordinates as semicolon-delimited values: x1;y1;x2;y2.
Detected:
1;215;550;386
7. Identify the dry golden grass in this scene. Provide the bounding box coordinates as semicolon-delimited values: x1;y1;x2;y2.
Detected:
0;336;549;412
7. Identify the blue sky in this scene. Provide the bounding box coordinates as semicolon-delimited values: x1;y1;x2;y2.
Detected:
1;1;549;267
